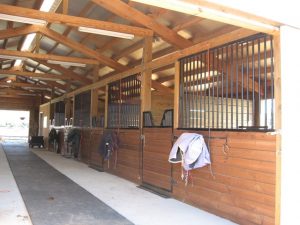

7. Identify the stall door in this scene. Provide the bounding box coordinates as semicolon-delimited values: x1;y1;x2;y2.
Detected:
142;128;172;191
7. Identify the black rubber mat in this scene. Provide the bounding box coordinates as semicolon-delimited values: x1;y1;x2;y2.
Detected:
3;142;134;225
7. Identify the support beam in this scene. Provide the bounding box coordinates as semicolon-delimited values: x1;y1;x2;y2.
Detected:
34;59;91;84
151;80;173;94
48;2;95;54
173;61;180;128
279;26;300;225
0;49;99;65
132;0;280;35
0;4;153;37
92;0;192;49
0;69;70;80
273;33;281;225
141;36;153;112
63;0;69;15
38;27;128;71
0;25;39;40
0;81;49;89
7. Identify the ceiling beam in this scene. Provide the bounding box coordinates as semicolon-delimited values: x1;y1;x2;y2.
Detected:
0;49;99;65
132;0;280;35
91;0;193;49
151;80;174;94
48;1;95;54
0;81;49;89
0;3;153;37
0;69;70;80
38;27;128;72
33;59;91;84
0;25;39;40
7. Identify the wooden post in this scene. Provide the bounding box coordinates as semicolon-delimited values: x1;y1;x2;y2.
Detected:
273;33;281;225
141;36;153;113
63;0;68;15
279;26;300;224
173;61;180;129
90;65;99;127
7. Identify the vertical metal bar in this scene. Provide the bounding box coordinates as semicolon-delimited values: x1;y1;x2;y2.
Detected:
221;47;224;129
241;41;244;128
203;52;207;128
216;48;220;129
191;55;195;128
252;40;255;126
258;38;261;127
270;36;274;129
179;60;182;128
230;44;234;129
184;58;189;128
187;57;190;128
226;45;229;129
212;49;215;128
189;57;192;128
200;53;203;128
235;42;239;129
196;54;200;128
246;41;250;126
264;36;268;128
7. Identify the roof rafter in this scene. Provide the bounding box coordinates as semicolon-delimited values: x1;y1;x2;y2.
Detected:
91;0;193;49
0;25;39;40
0;69;70;81
0;3;153;37
0;49;99;65
38;27;128;72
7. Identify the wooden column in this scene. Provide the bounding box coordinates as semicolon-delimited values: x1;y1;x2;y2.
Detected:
279;26;300;224
90;65;100;127
173;61;180;129
141;36;153;113
63;0;69;15
274;33;282;225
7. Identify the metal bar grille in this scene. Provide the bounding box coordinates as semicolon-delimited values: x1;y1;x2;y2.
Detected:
107;74;141;128
74;91;91;127
179;33;275;131
54;101;65;126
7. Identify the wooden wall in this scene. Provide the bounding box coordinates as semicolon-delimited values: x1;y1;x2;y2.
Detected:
105;129;141;183
80;128;103;166
172;130;276;225
46;125;276;225
142;128;172;191
151;90;173;125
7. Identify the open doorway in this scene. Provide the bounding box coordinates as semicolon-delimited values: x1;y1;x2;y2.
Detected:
0;110;30;141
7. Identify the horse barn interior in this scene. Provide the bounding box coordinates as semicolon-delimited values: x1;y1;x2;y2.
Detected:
0;0;299;225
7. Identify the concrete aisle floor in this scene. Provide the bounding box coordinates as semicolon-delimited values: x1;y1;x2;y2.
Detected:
3;142;133;225
32;145;237;225
0;144;32;225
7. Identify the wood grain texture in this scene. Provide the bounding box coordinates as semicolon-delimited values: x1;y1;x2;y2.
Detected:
104;129;141;184
172;129;276;225
142;128;172;190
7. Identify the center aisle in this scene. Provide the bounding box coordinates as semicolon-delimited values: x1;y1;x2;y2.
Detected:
3;142;133;225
